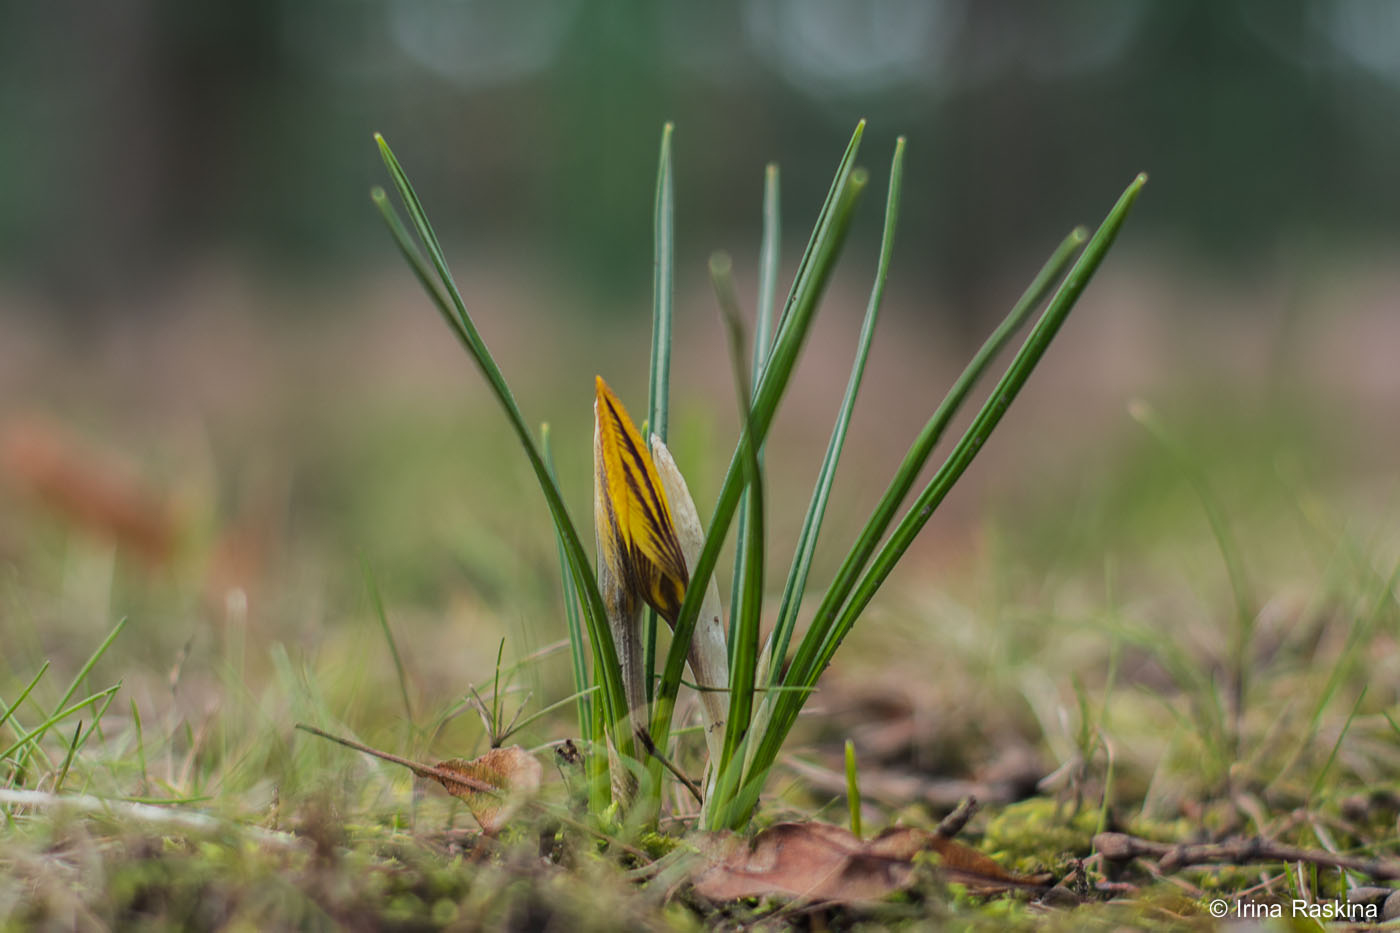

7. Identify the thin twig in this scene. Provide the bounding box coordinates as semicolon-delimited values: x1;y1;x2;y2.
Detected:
937;796;979;839
636;730;703;805
295;723;497;794
1094;832;1400;881
0;788;301;849
295;723;650;859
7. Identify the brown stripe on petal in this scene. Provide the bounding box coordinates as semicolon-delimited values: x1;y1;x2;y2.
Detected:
650;575;685;626
604;397;688;585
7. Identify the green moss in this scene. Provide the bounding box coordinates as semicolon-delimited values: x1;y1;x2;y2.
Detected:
1123;815;1195;844
637;830;680;858
982;798;1100;873
431;897;459;925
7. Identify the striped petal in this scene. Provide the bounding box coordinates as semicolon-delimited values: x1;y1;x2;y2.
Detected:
593;377;689;622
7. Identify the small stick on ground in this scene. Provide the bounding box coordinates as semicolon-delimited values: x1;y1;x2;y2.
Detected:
1094;832;1400;881
295;723;650;859
637;729;703;805
937;796;979;839
296;723;498;794
0;788;301;849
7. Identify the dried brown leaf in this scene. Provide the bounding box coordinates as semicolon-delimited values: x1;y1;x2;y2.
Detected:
690;821;1049;904
433;746;542;834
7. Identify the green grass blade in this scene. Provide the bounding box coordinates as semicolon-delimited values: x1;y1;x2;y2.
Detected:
647;127;868;784
63;684;118;766
13;618;127;773
587;688;609;812
543;423;593;741
0;683;122;762
0;661;50;733
361;556;414;729
755;163;782;373
810;173;1147;685
1307;686;1366;805
374;137;484;355
497;685;600;745
131;698;147;787
56;618;127;715
764;137;906;681
54;722;82;793
766;122;867;354
1129;402;1252;626
709;253;766;797
741;174;1147;817
1129;399;1254;751
644;123;676;706
648;122;676;445
728;163;784;653
643;625;659;707
778;224;1087;683
371;187;459;338
646;125;869;769
372;137;632;755
1270;554;1400;791
490;638;506;739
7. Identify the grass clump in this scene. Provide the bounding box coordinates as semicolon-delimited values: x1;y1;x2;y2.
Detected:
371;121;1146;832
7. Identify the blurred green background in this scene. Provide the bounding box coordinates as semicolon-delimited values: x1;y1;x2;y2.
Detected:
2;0;1398;726
3;0;1398;322
2;0;1398;672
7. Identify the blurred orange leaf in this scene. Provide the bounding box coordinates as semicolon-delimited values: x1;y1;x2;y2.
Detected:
2;416;175;564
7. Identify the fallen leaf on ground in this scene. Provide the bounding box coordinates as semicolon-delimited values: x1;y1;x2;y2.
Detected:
295;725;546;836
433;746;542;834
690;821;1050;904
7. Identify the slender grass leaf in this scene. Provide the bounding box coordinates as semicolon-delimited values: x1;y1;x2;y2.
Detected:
15;619;126;772
54;722;82;794
131;698;147;786
708;253;766;815
648;122;676;445
808;173;1146;691
646;126;869;778
372;138;632;755
738;174;1147;822
729;163;784;655
497;685;600;746
1;683;122;761
361;556;414;729
56;618;126;715
755;163;782;374
778;224;1087;686
764;137;905;683
0;661;49;733
63;685;118;767
644;124;676;704
1308;686;1366;805
1129;399;1253;751
543;423;594;741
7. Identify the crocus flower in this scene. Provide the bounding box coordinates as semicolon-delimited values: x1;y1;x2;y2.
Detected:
593;377;729;766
